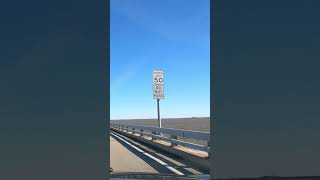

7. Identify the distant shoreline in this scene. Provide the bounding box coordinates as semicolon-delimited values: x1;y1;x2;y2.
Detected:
110;117;210;121
110;117;210;138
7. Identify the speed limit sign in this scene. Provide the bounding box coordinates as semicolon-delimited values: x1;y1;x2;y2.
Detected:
153;70;164;85
153;70;164;99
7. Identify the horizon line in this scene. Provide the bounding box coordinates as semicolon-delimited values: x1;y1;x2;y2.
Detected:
110;116;210;121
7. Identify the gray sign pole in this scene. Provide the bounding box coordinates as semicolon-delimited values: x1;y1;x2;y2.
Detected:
157;98;161;128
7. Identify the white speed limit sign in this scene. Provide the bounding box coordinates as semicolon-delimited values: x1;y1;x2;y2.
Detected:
153;70;164;99
153;70;164;85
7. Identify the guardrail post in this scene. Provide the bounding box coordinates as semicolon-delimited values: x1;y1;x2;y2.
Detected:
170;135;177;147
207;139;210;158
151;131;156;141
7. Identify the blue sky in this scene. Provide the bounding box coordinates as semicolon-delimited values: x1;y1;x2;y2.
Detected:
110;0;210;119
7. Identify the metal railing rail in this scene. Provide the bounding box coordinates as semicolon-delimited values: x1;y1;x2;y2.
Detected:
110;123;211;153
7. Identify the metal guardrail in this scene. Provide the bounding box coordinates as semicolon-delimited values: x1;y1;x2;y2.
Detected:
110;123;210;153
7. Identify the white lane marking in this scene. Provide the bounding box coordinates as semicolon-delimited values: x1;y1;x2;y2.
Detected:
183;167;202;175
155;152;187;166
110;131;184;175
143;152;167;166
111;132;144;153
167;166;185;176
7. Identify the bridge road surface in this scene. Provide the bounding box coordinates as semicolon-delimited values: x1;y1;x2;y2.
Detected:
110;130;205;175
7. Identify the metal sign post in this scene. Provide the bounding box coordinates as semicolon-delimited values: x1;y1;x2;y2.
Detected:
153;70;164;130
157;99;161;128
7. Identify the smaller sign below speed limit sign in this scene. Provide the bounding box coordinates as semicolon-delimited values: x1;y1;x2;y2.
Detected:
153;70;164;99
153;84;164;99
